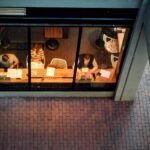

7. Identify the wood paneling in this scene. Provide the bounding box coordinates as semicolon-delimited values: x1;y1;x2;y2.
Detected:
0;27;127;75
44;27;63;38
80;27;113;68
44;27;78;67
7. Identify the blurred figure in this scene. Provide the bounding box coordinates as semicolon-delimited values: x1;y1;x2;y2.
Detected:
28;44;45;69
31;44;45;63
0;53;19;70
74;53;98;80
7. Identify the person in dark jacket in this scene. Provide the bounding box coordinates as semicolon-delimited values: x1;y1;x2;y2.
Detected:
73;54;98;80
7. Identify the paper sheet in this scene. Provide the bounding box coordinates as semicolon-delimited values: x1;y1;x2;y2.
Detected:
16;69;23;78
31;62;44;69
81;67;89;73
7;69;22;79
0;72;7;77
100;69;111;78
46;67;55;77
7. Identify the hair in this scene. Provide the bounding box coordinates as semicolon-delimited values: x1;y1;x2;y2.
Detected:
2;54;9;62
32;44;43;53
84;54;91;60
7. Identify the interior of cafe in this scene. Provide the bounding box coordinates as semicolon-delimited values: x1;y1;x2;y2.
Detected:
0;26;129;91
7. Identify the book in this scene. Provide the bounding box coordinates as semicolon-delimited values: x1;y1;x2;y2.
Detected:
46;67;55;77
7;69;23;79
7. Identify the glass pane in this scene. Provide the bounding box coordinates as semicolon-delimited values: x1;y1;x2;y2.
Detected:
75;27;129;91
30;27;78;90
0;26;28;91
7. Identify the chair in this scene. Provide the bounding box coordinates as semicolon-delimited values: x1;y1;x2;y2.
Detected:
49;58;67;69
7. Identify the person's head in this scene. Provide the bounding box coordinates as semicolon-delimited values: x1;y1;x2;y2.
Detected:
32;44;42;53
84;54;91;60
2;54;9;62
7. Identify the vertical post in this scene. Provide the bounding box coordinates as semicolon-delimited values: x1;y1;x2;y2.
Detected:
143;1;150;61
114;0;149;101
121;28;148;100
27;26;31;90
72;27;82;90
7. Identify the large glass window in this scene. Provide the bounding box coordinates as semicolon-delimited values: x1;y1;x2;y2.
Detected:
0;26;129;91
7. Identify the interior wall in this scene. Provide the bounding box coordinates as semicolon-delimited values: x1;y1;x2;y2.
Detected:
43;27;78;67
0;26;115;69
80;27;113;68
0;27;79;68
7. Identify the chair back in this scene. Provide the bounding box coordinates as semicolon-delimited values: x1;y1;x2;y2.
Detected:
50;58;67;69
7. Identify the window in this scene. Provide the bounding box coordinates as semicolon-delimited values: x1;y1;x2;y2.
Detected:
0;26;130;91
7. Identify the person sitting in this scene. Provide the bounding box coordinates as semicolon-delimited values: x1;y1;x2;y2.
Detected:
74;53;98;80
0;53;19;70
31;44;45;62
29;44;45;69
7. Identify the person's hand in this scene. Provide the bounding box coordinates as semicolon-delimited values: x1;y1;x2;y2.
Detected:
84;72;93;80
81;72;86;76
9;64;14;68
89;69;96;74
32;59;41;62
89;69;93;74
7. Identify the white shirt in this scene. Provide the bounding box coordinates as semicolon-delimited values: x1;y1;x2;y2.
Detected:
0;54;19;68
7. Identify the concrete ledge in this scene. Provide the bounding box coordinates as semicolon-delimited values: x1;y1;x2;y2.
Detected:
0;91;114;98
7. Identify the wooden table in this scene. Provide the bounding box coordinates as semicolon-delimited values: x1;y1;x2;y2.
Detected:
0;68;116;83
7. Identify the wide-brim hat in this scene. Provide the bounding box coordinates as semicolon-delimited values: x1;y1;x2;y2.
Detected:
95;38;104;49
101;28;117;39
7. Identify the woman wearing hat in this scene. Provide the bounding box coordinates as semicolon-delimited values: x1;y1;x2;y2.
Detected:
30;44;45;68
31;44;44;62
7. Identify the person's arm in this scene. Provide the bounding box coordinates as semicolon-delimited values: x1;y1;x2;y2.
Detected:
72;60;82;73
10;55;19;68
89;58;98;73
39;48;45;60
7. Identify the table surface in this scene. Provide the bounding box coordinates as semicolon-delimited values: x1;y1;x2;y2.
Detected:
0;68;116;83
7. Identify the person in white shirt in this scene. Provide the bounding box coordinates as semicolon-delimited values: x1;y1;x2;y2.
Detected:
31;44;45;63
0;53;19;69
29;44;45;69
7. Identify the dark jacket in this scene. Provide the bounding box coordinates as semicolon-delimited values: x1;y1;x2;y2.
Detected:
77;54;94;69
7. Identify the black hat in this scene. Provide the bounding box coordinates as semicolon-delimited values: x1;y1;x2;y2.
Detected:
102;28;117;39
95;38;105;49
